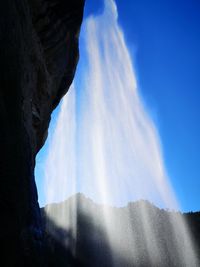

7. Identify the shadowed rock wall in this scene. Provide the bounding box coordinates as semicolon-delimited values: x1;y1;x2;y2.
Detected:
0;0;84;266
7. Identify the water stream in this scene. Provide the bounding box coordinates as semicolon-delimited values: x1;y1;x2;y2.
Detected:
43;0;199;265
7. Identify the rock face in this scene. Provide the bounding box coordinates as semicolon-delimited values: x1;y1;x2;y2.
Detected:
0;0;84;266
42;194;200;267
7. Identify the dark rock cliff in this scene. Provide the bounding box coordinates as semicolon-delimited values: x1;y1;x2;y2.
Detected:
0;0;84;266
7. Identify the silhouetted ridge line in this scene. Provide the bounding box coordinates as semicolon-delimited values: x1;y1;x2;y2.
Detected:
42;193;200;267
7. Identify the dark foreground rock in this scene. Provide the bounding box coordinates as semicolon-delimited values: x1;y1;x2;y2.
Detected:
42;194;200;267
0;1;84;266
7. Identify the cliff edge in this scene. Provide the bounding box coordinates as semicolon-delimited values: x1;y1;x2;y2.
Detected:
0;0;84;266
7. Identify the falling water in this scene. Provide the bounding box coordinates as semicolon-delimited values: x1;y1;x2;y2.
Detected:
44;0;199;265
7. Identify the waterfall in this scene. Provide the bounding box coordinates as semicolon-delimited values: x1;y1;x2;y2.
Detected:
44;0;199;265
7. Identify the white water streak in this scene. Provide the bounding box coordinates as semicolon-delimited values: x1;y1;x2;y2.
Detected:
78;0;177;209
44;87;77;253
44;0;198;265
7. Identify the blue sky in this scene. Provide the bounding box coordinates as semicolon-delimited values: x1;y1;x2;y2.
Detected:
36;0;200;211
113;0;200;211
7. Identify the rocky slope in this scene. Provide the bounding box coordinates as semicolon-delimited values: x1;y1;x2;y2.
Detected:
42;194;200;267
0;1;84;266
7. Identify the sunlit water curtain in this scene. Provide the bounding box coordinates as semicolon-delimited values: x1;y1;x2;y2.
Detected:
44;0;198;265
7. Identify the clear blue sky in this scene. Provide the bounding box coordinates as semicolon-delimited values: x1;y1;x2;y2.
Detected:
36;0;200;212
112;0;200;212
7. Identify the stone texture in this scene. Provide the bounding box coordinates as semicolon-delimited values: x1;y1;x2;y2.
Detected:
0;0;84;266
42;194;200;267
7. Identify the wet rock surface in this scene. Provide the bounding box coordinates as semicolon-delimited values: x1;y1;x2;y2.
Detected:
42;194;200;267
0;0;84;266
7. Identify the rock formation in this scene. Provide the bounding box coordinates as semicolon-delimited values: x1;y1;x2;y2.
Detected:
42;194;200;267
0;0;84;266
